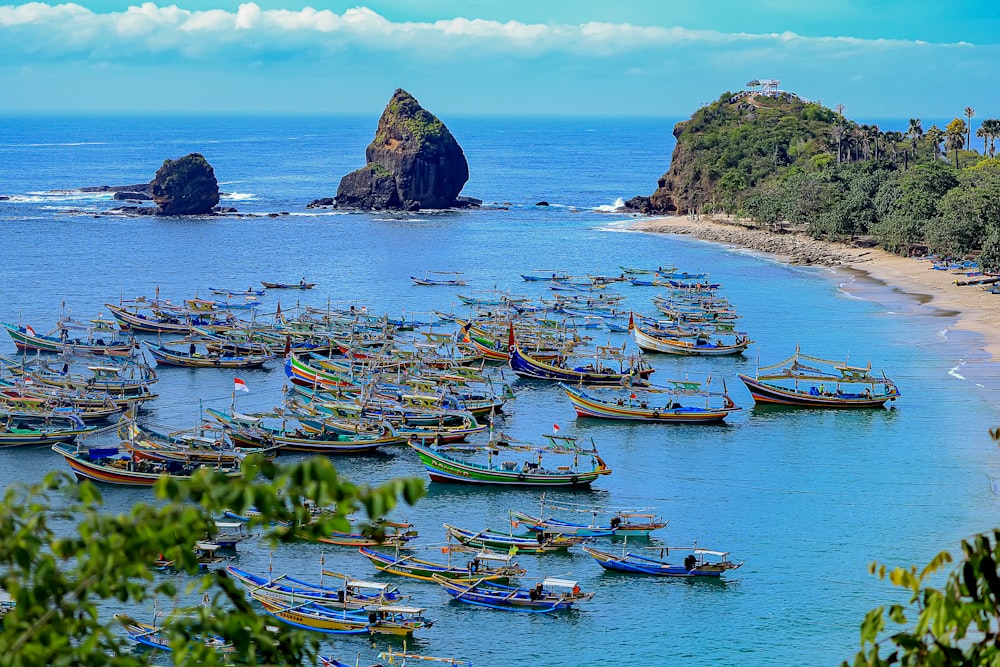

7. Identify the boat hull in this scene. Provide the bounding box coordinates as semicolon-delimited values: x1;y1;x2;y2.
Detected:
738;374;898;408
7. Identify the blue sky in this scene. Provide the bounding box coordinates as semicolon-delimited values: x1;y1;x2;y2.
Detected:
2;1;998;119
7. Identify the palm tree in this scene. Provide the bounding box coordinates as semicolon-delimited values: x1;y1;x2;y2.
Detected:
977;124;988;155
945;118;967;168
965;106;975;154
871;124;882;160
907;118;923;166
925;125;944;161
983;119;1000;156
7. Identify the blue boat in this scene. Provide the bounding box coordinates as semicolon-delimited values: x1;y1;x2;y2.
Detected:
582;544;743;577
433;575;593;612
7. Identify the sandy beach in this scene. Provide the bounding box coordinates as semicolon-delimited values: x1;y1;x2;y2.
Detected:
630;215;1000;364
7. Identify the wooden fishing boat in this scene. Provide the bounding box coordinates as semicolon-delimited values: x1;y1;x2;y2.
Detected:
209;286;266;296
411;271;466;286
2;321;134;356
6;359;158;403
582;544;743;577
0;418;95;447
738;347;901;408
142;340;273;368
261;280;316;289
227;565;406;609
360;546;525;583
253;592;432;636
632;321;751;356
442;523;580;554
508;328;653;385
205;408;402;454
52;443;241;486
105;302;235;334
560;381;741;423
408;433;611;487
511;508;666;538
378;648;473;667
433;575;593;613
115;614;236;653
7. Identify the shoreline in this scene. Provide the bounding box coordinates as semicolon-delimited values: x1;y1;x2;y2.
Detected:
628;215;1000;367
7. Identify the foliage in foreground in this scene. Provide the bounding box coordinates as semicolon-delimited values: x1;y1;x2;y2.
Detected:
0;456;425;666
844;428;1000;666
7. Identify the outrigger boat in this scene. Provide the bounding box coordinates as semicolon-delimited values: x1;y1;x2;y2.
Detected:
142;340;273;369
560;380;741;423
360;546;525;584
252;591;432;636
408;432;611;487
378;647;473;667
509;497;667;537
261;280;316;289
115;614;236;653
411;271;466;286
508;327;653;385
433;575;593;613
443;523;580;554
206;407;402;454
0;417;95;447
52;442;242;486
2;320;134;357
228;565;407;610
738;347;900;408
582;543;743;577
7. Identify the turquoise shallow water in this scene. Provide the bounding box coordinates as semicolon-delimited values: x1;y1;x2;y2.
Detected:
1;115;999;665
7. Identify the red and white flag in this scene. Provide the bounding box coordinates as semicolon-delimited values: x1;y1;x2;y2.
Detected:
234;378;249;392
25;325;36;336
552;423;560;433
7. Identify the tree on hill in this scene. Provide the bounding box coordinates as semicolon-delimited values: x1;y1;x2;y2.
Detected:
965;106;976;154
945;119;968;168
0;457;425;665
925;125;945;162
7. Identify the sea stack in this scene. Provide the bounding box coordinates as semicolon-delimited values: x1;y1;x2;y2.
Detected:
335;89;472;211
150;153;220;215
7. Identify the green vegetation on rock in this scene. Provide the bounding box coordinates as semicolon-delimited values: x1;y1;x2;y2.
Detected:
643;91;1000;269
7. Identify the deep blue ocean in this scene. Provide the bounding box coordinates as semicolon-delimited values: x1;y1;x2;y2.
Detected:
1;114;999;666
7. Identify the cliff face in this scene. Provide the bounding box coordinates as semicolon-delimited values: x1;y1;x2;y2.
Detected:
336;89;470;211
150;153;220;215
638;91;841;215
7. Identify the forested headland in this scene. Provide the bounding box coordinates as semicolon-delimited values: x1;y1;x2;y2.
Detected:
630;90;1000;270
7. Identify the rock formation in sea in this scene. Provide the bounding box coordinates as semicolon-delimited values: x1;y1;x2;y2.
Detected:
149;153;220;215
333;89;474;211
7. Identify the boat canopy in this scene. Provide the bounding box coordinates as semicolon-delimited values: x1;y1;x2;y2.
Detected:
542;577;578;589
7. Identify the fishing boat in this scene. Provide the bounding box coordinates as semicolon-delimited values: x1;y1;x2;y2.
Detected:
360;546;525;583
205;407;402;454
738;347;901;408
261;280;316;289
228;565;407;609
411;271;466;286
209;286;266;296
115;614;236;653
0;417;95;447
508;328;653;385
433;575;593;612
378;648;473;667
632;317;751;356
253;592;432;636
2;320;134;357
408;433;611;487
442;523;580;554
511;508;666;538
142;340;273;369
582;543;743;577
105;301;235;334
560;380;741;423
52;443;242;486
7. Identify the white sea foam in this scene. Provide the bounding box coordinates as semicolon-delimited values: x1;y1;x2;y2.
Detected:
221;192;257;201
948;364;966;380
593;197;625;213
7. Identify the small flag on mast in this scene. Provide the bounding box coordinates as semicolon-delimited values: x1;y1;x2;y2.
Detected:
552;423;560;433
234;378;249;392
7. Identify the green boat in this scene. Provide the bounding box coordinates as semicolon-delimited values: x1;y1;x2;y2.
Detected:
443;523;581;554
359;546;525;583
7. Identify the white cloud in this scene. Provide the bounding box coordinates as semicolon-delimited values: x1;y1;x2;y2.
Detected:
0;1;981;64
